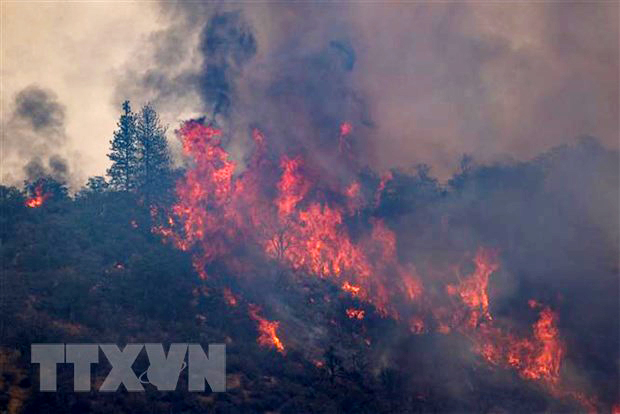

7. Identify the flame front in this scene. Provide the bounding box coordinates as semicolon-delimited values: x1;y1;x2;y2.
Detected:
248;304;285;353
446;248;498;327
154;121;601;411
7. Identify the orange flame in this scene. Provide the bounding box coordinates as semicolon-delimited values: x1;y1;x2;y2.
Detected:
159;122;422;317
223;288;238;307
248;305;285;353
275;156;309;216
345;181;362;213
446;248;499;327
154;122;599;411
346;308;365;319
25;185;48;208
374;171;393;207
342;281;361;296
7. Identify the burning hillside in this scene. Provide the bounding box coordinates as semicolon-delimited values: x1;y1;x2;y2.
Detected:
2;3;618;413
151;120;618;412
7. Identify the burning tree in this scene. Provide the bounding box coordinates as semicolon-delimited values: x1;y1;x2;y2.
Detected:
23;177;68;208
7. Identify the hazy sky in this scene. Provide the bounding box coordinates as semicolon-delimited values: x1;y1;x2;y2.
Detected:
2;1;160;186
2;2;618;186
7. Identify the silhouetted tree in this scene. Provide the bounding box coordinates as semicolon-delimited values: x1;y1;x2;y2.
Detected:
135;103;172;205
86;176;108;193
107;101;138;191
324;346;343;384
0;185;25;243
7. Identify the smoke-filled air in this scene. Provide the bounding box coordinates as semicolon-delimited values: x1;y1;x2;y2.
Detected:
1;2;618;414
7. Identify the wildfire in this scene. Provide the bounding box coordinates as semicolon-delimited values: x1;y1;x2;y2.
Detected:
223;288;238;307
409;316;425;334
275;156;309;216
473;305;564;385
346;308;365;319
158;121;422;317
342;281;361;296
339;121;353;153
374;171;393;207
345;181;362;213
153;121;600;412
446;248;499;327
427;249;596;408
25;185;48;208
340;121;352;137
515;306;563;383
441;251;564;384
248;305;285;353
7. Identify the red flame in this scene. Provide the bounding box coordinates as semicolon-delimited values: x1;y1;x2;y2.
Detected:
473;305;564;385
275;156;310;216
248;304;285;353
25;185;49;208
223;288;238;307
342;281;361;296
446;248;499;327
339;121;353;153
346;308;365;319
374;171;393;207
157;122;423;317
345;181;362;213
340;121;352;137
154;121;599;411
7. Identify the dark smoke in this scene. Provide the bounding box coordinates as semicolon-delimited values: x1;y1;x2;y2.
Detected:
111;3;618;407
114;3;374;174
14;85;66;133
2;85;79;187
199;11;257;117
116;3;617;178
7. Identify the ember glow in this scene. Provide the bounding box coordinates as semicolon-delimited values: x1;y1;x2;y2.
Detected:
346;308;365;320
339;121;353;153
223;288;238;307
340;121;352;137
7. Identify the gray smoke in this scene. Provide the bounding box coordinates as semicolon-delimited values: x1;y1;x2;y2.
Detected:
2;85;79;187
114;2;617;178
112;3;618;406
198;11;257;118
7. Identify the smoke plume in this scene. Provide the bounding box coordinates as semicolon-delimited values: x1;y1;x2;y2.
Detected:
2;85;81;187
115;2;618;178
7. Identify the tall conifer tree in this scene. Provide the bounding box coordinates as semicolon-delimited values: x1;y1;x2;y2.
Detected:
135;104;172;204
107;101;138;191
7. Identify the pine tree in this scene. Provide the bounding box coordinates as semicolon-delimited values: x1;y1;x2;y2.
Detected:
107;101;138;191
135;103;172;205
